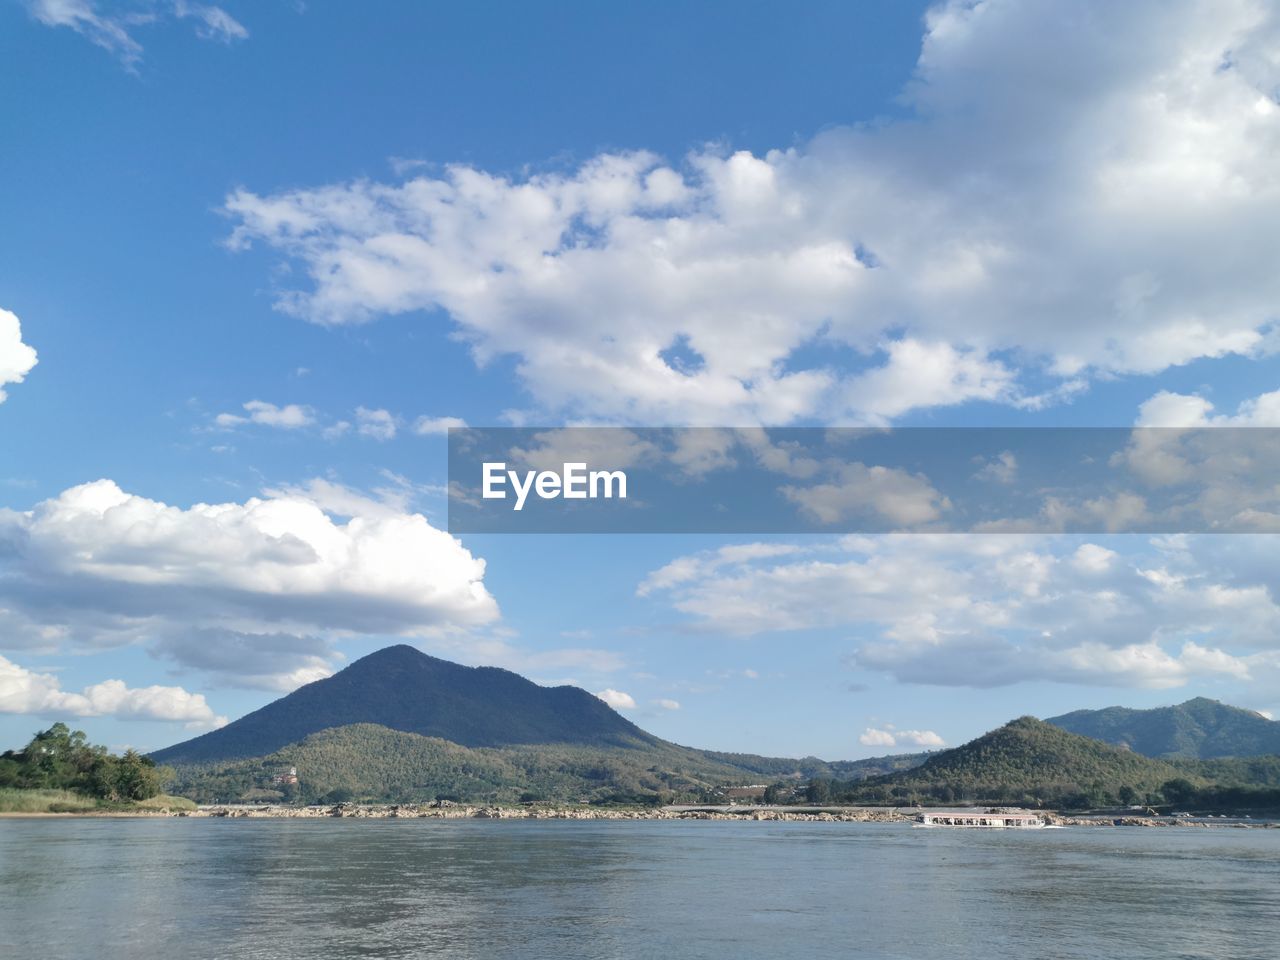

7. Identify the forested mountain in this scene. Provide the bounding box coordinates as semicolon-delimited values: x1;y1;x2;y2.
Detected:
171;723;761;804
167;722;932;806
152;645;659;764
1047;698;1280;759
152;646;1280;809
821;717;1198;808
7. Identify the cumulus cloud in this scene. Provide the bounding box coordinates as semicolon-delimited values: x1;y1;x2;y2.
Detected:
859;726;946;749
595;688;636;710
0;654;226;727
654;698;681;711
899;729;945;748
0;478;498;689
225;0;1280;425
0;308;39;403
215;400;316;430
640;534;1277;690
859;728;897;747
1137;388;1280;428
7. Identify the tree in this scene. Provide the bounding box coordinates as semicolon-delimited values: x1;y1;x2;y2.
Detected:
806;778;833;804
2;724;164;802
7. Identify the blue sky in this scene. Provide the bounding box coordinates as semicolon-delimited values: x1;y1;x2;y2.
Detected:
3;0;1280;757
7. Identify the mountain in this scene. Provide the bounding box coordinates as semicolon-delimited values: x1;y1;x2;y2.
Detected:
153;644;933;803
1046;697;1280;759
829;716;1196;807
151;645;659;765
168;723;773;805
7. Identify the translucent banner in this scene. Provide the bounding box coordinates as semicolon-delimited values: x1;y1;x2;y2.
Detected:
446;427;1280;534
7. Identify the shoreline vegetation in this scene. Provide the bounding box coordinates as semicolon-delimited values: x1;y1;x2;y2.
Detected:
2;797;1276;828
0;787;196;815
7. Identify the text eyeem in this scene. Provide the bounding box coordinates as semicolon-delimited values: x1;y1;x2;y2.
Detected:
481;462;627;511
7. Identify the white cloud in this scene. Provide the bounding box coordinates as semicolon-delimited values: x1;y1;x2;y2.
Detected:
640;534;1279;690
1136;389;1280;428
781;462;950;527
356;406;397;441
215;400;316;430
413;415;468;435
225;0;1280;425
973;451;1018;485
27;0;247;68
898;729;945;748
0;654;226;727
172;1;247;42
595;688;636;710
0;478;498;689
1071;543;1117;574
842;340;1015;423
859;727;897;747
654;698;681;711
322;420;352;440
1118;390;1280;529
0;308;39;403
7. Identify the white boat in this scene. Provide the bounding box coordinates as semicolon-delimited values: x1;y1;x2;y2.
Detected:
914;810;1046;828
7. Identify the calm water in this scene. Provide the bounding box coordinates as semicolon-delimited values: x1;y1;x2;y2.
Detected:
2;819;1278;960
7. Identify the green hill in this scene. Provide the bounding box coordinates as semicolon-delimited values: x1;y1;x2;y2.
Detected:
152;645;659;765
827;716;1199;808
1047;697;1280;759
167;726;929;805
154;644;929;801
168;722;796;805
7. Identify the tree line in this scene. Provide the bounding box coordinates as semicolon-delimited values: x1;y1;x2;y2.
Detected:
0;723;169;802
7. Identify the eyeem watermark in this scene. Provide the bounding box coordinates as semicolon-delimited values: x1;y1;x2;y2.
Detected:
482;462;628;511
449;426;1280;534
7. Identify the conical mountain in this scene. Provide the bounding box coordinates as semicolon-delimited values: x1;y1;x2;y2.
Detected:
151;644;657;764
847;716;1194;804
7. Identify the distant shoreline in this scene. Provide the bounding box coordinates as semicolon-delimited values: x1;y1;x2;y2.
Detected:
3;803;1277;827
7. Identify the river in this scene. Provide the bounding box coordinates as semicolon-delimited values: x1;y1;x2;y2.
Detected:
2;818;1276;959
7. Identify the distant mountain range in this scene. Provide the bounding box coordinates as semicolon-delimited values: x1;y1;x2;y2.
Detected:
154;645;922;803
1046;698;1280;759
151;645;1280;809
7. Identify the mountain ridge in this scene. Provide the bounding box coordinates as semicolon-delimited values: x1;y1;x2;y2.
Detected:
1046;697;1280;759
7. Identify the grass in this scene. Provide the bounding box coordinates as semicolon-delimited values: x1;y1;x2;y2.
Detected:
0;788;99;813
125;794;197;812
0;789;198;814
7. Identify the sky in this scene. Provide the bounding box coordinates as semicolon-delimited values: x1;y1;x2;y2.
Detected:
3;0;1280;758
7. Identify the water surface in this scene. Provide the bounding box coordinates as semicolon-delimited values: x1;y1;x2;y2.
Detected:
1;819;1276;959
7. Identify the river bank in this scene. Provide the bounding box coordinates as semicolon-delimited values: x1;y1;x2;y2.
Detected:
4;801;1277;826
71;802;1280;825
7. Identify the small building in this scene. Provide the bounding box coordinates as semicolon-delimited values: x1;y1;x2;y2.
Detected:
271;766;299;786
916;810;1044;828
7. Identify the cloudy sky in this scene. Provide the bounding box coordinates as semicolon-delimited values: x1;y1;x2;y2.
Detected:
3;0;1280;757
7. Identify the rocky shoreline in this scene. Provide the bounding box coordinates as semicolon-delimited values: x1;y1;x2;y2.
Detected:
173;803;1278;827
7;801;1275;826
189;803;911;821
